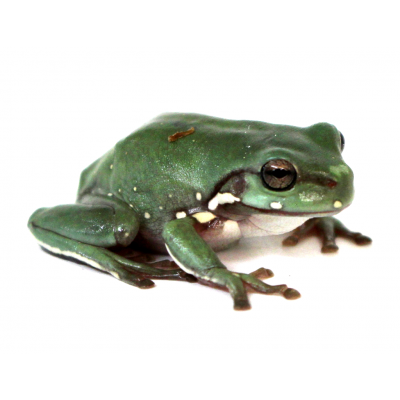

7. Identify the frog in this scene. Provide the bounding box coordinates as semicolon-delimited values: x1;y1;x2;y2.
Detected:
28;112;372;310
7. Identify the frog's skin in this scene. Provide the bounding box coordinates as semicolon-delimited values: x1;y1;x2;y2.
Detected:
28;113;371;310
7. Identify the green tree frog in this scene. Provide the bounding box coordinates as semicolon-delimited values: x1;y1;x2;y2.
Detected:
28;113;371;310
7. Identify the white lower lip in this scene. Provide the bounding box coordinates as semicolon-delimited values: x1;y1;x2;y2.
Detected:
270;202;282;209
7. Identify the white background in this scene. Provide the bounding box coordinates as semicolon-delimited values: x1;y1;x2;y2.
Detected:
1;1;399;399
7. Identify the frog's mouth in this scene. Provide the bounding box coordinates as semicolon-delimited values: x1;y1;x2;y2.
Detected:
205;202;344;226
241;203;345;218
206;184;349;218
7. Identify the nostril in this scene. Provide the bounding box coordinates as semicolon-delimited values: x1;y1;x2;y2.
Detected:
327;179;337;189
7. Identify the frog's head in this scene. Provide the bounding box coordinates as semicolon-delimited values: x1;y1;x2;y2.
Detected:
218;122;354;217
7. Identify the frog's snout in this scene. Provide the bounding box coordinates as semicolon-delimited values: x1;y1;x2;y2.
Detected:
328;166;354;210
301;165;354;212
324;179;344;209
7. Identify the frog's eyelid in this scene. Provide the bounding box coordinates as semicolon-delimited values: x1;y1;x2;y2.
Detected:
339;132;345;152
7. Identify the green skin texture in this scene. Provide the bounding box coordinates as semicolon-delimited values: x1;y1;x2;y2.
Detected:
28;113;371;310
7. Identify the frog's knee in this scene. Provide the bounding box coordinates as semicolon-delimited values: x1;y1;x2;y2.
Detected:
28;207;49;228
114;222;138;247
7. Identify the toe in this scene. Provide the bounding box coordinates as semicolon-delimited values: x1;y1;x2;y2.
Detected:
137;279;156;289
283;288;301;300
185;274;198;283
354;234;372;245
322;242;339;253
250;268;274;280
234;298;251;311
283;236;299;246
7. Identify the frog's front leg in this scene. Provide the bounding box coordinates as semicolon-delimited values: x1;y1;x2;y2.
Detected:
283;217;372;253
163;217;300;310
28;198;192;287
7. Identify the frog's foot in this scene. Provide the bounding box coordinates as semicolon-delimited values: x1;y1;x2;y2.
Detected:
109;267;156;289
142;260;197;283
282;217;372;253
113;247;156;263
116;258;197;284
164;217;301;310
112;248;195;279
197;267;300;311
82;248;197;285
112;253;197;282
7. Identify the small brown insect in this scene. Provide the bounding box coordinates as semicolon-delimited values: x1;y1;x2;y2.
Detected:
168;127;195;142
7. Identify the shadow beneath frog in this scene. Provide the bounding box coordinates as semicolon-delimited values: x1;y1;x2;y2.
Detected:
217;233;329;266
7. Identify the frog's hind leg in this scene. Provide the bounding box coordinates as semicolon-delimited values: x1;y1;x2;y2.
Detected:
28;201;193;288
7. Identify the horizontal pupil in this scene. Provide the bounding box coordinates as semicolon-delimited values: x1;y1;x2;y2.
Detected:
268;168;289;179
261;159;296;191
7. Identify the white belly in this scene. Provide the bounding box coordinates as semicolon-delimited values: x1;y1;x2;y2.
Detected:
238;215;310;237
200;215;310;251
201;220;242;252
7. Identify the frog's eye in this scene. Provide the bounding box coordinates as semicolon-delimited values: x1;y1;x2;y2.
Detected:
340;132;345;152
261;159;297;191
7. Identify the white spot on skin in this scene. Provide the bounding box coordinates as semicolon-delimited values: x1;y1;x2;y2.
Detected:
239;215;310;237
176;211;187;219
193;212;216;223
208;196;219;210
208;193;241;211
107;193;113;197
333;200;343;208
110;164;113;169
270;202;282;210
196;192;202;201
144;212;151;219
